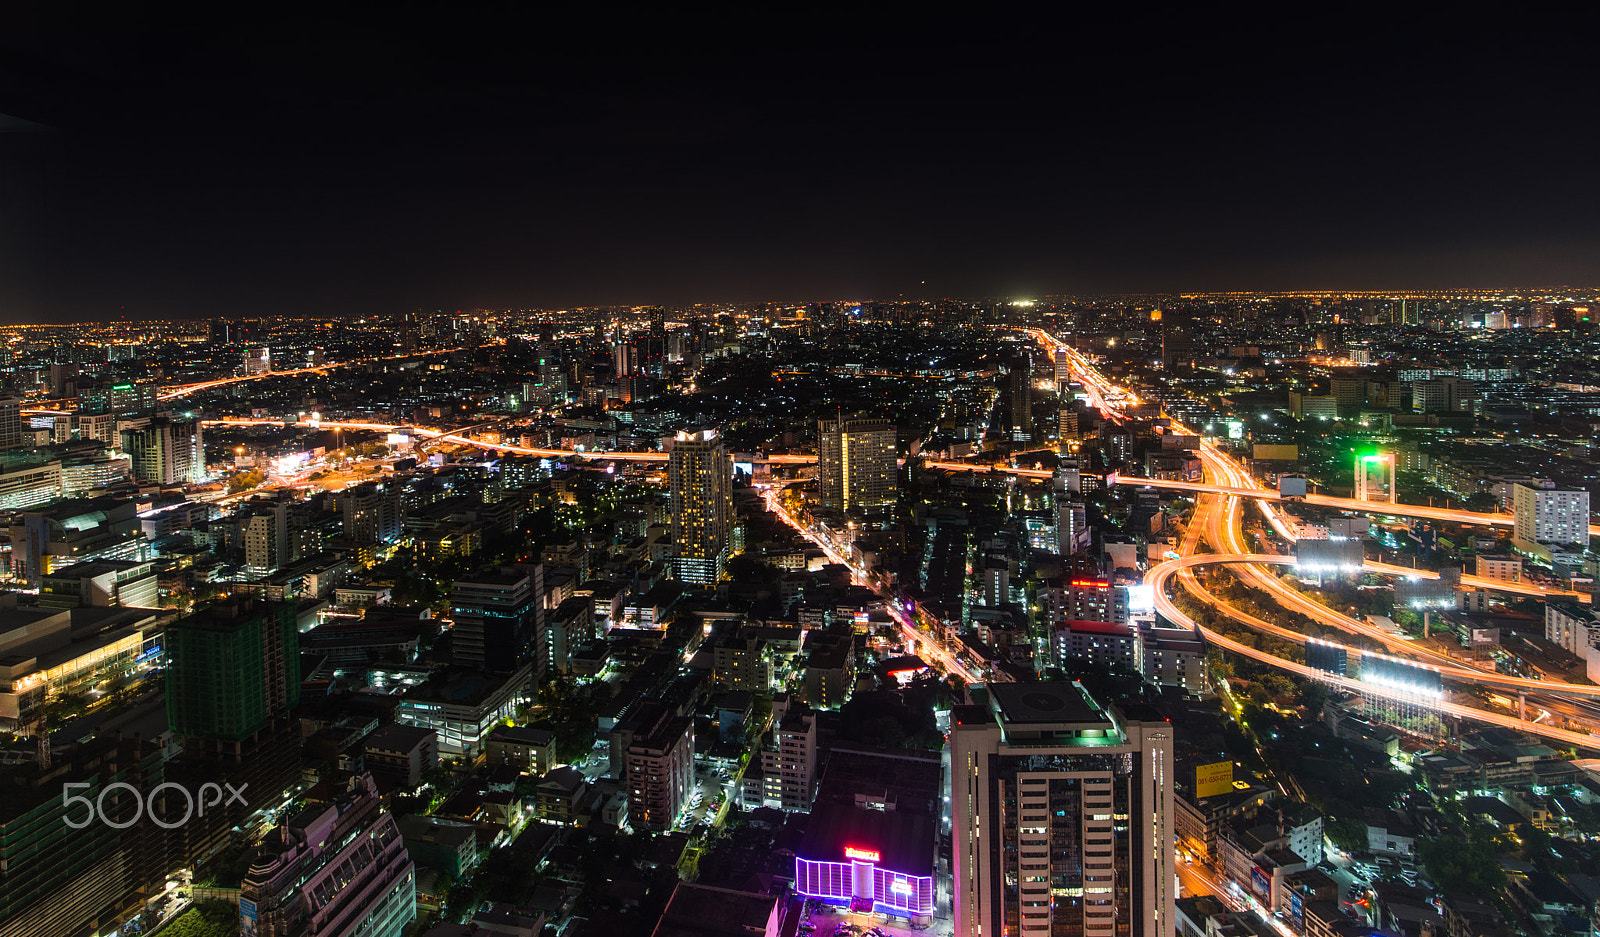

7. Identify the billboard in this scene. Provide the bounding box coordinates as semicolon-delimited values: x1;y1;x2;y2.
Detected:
1360;652;1444;699
240;897;259;937
1196;761;1234;798
1251;865;1270;898
1253;443;1298;460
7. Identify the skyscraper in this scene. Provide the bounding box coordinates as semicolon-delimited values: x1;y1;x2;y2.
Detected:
0;398;22;450
342;480;405;544
451;564;544;678
165;595;300;750
951;682;1174;937
242;499;292;576
670;429;732;584
1008;365;1033;442
817;417;897;513
120;415;204;484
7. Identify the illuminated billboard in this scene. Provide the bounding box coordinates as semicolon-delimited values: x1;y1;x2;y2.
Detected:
1195;761;1233;798
1359;652;1443;699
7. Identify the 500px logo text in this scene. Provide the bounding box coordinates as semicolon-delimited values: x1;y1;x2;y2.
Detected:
63;781;248;829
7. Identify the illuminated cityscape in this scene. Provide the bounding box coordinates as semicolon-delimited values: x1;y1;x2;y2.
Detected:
2;10;1600;937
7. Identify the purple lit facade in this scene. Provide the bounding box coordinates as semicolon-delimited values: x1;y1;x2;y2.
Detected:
794;854;936;917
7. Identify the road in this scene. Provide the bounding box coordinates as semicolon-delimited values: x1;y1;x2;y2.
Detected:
759;485;980;683
921;457;1600;538
1020;326;1600;751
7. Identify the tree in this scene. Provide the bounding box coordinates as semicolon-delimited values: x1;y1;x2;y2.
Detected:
1464;491;1499;512
1325;816;1367;853
226;469;265;494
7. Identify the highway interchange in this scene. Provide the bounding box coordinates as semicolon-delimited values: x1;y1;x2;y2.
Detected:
30;339;1599;749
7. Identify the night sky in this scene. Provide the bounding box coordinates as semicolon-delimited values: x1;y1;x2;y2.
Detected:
2;8;1596;323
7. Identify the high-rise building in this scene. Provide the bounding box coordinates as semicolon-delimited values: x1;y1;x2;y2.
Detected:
1008;366;1033;442
0;398;22;450
1057;500;1090;556
1058;407;1080;450
1409;375;1478;413
0;736;167;937
244;346;271;375
450;565;544;677
817;417;897;513
1160;324;1193;370
342;480;405;544
951;682;1175;937
165;595;300;749
613;335;639;378
120;415;204;485
240;774;415;937
626;710;694;831
1513;483;1591;548
759;700;818;811
670;429;732;584
243;499;292;576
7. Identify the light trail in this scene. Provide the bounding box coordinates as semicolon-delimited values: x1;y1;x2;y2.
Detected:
760;486;980;683
1150;555;1600;751
1020;325;1600;749
156;347;467;399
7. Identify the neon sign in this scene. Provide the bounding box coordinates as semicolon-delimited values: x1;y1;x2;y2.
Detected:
844;847;880;862
890;878;913;896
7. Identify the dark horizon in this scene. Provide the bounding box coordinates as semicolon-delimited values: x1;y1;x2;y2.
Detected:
4;9;1598;324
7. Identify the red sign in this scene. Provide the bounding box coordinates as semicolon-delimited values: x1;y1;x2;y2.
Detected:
845;847;880;863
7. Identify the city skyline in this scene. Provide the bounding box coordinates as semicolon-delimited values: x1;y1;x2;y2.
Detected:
3;10;1599;937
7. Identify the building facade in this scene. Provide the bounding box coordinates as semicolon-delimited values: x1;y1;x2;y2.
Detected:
1512;483;1590;548
669;429;732;584
817;417;897;513
240;774;415;937
951;682;1175;937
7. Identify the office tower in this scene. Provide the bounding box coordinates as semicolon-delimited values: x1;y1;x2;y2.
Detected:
670;429;732;584
243;499;292;576
1160;324;1193;370
1053;348;1071;388
1513;483;1591;548
0;736;167;937
817;416;897;513
243;345;271;375
342;480;405;543
120;415;204;484
0;398;21;450
649;304;666;339
626;710;695;831
1058;407;1080;450
78;381;158;416
450;565;544;677
1056;501;1090;556
951;682;1175;937
240;774;416;937
613;339;637;378
1008;366;1033;442
166;596;300;747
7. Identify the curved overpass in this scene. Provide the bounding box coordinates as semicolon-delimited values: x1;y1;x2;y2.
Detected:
1148;553;1600;750
1153;551;1600;700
